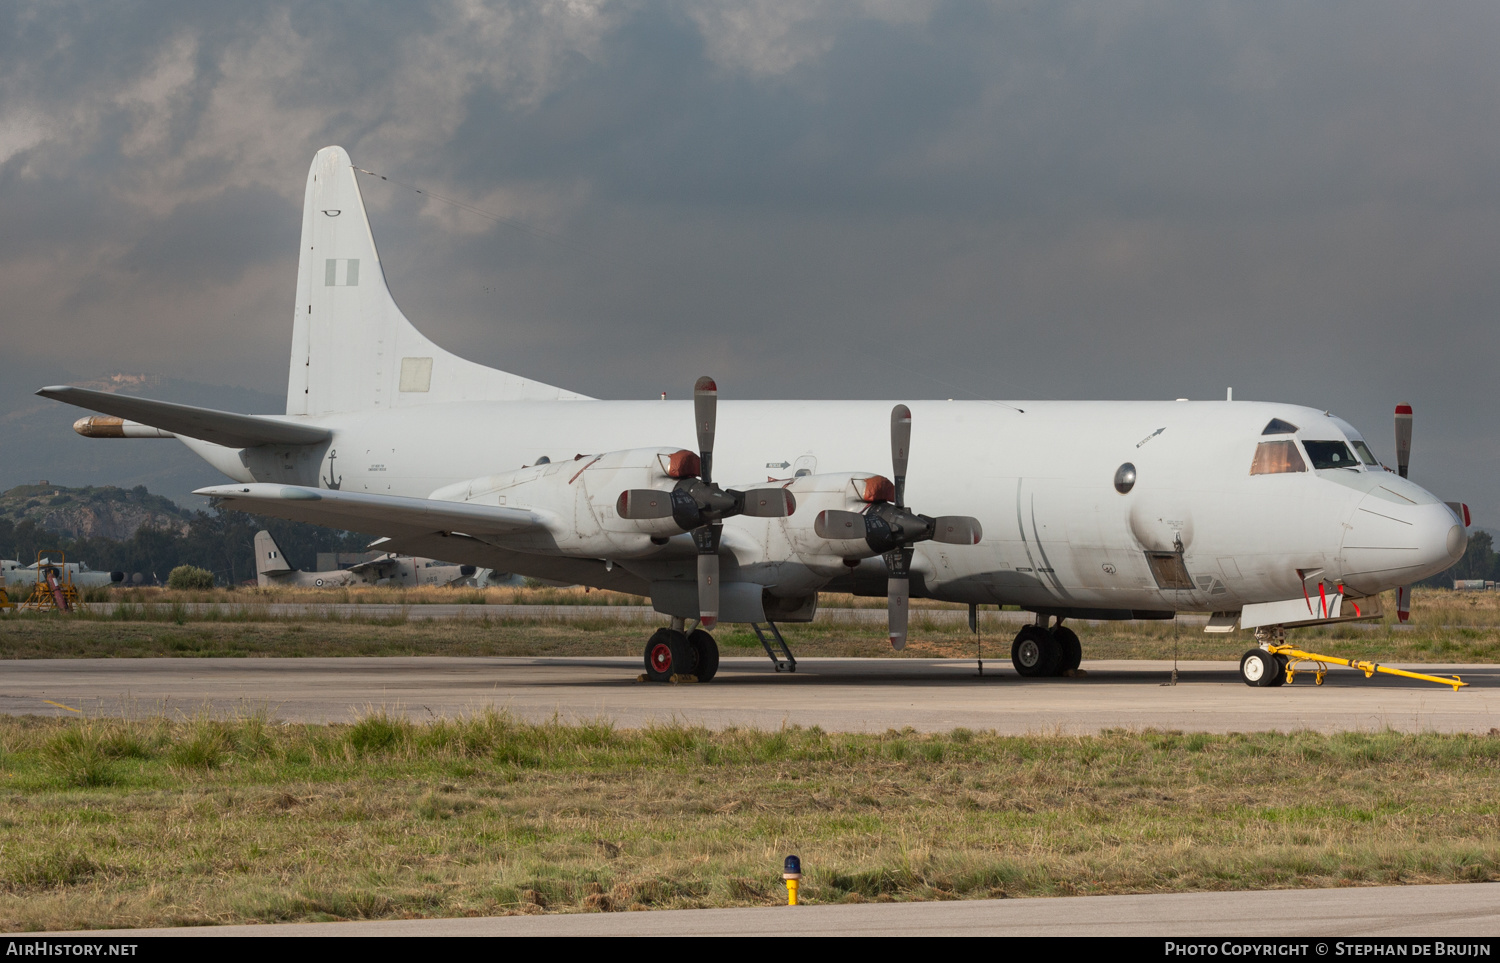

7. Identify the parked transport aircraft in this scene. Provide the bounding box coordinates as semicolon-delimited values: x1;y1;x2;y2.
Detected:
252;530;478;589
42;147;1468;685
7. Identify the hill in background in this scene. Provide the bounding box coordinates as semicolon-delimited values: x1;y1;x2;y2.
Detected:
0;483;194;541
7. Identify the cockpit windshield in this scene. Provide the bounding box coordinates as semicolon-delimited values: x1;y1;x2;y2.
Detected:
1302;440;1360;470
1349;439;1379;467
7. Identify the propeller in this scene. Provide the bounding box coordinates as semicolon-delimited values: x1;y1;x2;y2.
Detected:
1394;403;1414;621
813;405;983;650
617;376;794;629
1394;403;1412;479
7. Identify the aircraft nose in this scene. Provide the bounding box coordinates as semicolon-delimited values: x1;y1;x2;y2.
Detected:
1341;494;1465;594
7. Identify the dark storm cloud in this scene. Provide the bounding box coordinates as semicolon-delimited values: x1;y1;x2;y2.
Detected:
0;2;1496;518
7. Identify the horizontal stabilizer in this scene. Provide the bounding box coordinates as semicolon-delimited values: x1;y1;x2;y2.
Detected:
39;386;331;449
196;483;544;538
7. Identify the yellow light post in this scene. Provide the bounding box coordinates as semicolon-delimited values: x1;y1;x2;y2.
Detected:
783;855;802;906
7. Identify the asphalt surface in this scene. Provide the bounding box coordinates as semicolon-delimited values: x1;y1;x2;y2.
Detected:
4;656;1495;732
40;882;1500;937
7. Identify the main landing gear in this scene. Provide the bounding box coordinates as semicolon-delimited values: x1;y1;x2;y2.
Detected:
643;623;720;683
1010;618;1083;678
640;618;797;682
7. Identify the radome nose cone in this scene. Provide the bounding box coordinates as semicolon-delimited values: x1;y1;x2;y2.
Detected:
1341;495;1465;592
1447;524;1467;565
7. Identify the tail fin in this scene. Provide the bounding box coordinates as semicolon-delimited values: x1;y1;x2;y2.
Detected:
286;146;590;415
254;530;294;582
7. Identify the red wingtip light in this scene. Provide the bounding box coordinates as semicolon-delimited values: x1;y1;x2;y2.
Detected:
1395;404;1413;415
1464;503;1471;527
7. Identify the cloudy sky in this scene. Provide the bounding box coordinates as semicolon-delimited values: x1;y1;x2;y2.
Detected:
2;2;1497;518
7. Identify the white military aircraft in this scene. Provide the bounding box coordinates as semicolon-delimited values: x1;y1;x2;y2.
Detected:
42;146;1468;685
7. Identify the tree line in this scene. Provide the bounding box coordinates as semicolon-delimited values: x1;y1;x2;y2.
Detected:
1418;529;1499;587
0;510;369;586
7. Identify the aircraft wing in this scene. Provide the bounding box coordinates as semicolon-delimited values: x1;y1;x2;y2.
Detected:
195;484;544;537
346;555;399;575
38;386;330;448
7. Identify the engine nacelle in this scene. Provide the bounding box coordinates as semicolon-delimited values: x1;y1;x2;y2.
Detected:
427;448;699;558
776;472;894;575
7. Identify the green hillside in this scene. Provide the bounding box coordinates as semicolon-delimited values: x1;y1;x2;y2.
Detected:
0;483;194;541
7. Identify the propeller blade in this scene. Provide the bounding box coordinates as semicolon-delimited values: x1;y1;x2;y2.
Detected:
1396;584;1411;624
888;576;909;650
929;516;983;545
890;405;911;507
885;547;912;650
694;376;717;484
1394;403;1412;479
617;490;675;519
697;550;719;630
815;509;867;539
737;488;795;518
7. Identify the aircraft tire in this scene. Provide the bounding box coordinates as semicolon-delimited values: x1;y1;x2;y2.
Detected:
1052;626;1083;674
1012;625;1061;677
1239;648;1279;688
688;629;719;683
1267;652;1290;687
644;629;693;682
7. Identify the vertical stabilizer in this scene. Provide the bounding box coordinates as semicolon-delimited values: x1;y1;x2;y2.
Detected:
254;530;294;585
286;146;590;415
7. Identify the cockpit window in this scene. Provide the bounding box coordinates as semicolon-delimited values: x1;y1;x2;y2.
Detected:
1250;440;1307;474
1262;418;1299;435
1302;440;1359;470
1349;440;1379;467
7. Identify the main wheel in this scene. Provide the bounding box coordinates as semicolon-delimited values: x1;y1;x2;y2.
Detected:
644;629;694;682
1239;648;1279;688
1012;625;1062;677
1052;626;1083;674
688;629;719;682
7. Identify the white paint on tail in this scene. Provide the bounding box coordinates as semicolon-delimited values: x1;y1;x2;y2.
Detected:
285;146;590;416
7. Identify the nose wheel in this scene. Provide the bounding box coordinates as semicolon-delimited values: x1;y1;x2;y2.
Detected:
1239;648;1288;687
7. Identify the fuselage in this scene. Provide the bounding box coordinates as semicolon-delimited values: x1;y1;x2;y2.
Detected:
182;397;1464;614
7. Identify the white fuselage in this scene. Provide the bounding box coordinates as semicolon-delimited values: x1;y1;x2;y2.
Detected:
184;397;1463;614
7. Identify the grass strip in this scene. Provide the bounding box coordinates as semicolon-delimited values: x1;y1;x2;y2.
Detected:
3;609;1499;663
1;713;1498;931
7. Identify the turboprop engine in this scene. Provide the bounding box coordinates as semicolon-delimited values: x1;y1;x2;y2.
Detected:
427;447;790;560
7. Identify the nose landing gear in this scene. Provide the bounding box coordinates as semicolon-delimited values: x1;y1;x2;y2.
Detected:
1010;618;1084;677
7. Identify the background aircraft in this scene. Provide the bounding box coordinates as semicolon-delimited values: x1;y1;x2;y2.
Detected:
39;147;1468;686
1;557;122;589
253;530;477;589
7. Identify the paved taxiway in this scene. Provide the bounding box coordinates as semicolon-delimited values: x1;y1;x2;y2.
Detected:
43;882;1500;936
4;657;1495;732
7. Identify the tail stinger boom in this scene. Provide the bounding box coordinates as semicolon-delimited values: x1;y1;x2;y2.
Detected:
286;146;590;416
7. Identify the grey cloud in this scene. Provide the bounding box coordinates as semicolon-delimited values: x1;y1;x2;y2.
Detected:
1;1;1497;520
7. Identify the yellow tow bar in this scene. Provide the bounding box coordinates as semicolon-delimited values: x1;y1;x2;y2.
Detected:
1267;644;1467;691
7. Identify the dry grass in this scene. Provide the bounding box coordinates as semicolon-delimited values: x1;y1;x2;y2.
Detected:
1;712;1497;931
8;582;1500;663
3;588;1500;663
